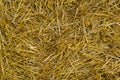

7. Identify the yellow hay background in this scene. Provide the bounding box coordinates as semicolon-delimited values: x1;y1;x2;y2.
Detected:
0;0;120;80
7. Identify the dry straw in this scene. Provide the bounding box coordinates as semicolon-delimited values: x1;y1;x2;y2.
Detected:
0;0;120;80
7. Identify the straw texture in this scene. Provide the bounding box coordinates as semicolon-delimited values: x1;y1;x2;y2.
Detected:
0;0;120;80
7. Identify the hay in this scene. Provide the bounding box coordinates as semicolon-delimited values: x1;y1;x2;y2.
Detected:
0;0;120;80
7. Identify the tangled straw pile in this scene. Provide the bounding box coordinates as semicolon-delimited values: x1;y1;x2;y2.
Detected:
0;0;120;80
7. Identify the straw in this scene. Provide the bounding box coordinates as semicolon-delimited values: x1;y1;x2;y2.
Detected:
0;0;120;80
